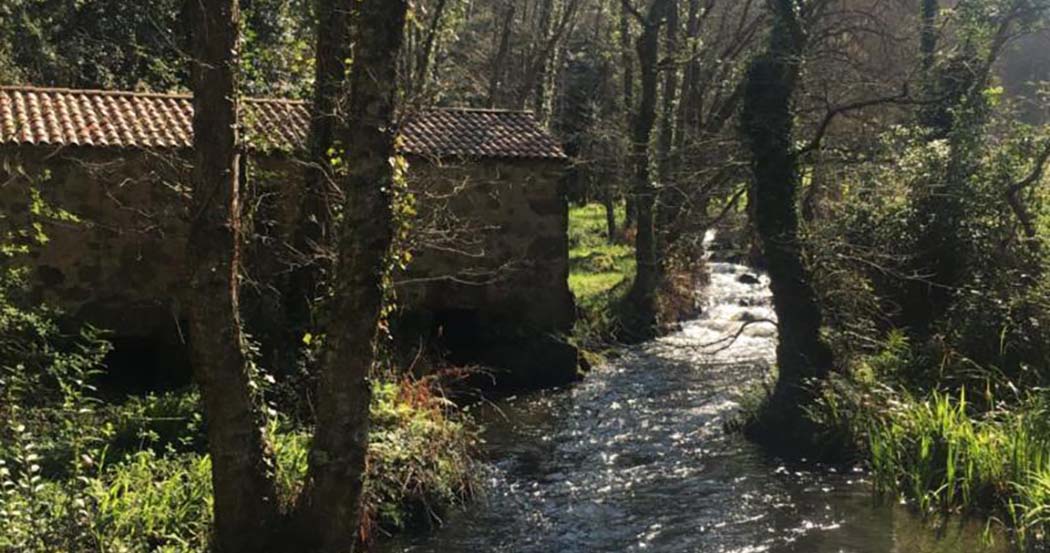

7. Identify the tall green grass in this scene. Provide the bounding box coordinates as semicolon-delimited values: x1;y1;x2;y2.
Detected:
817;372;1050;548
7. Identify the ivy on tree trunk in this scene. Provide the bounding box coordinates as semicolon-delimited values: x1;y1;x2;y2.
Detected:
740;0;834;428
187;0;279;549
294;1;409;551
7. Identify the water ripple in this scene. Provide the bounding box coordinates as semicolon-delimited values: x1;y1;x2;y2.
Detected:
381;247;1004;553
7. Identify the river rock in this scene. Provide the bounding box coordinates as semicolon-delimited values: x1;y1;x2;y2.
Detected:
737;273;761;285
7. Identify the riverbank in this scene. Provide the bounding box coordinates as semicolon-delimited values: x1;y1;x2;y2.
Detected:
808;362;1050;549
1;356;477;551
568;203;706;350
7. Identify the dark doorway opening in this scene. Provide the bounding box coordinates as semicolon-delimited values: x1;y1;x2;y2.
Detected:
97;328;193;398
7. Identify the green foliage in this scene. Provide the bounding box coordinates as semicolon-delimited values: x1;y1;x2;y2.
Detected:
2;376;476;552
810;108;1050;390
104;392;206;460
806;337;1050;547
240;0;315;98
0;180;114;551
89;451;214;553
0;0;315;95
361;379;476;534
864;388;1050;546
257;378;478;538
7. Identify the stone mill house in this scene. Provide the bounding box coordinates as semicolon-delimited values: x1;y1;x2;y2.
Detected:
0;86;579;389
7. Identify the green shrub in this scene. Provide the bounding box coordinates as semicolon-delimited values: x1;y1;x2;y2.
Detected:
360;379;477;535
811;372;1050;547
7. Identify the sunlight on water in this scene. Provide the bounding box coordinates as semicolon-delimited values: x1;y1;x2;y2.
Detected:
380;233;1006;553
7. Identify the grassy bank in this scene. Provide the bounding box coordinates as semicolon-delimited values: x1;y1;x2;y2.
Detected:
567;203;634;348
568;202;706;347
808;338;1050;548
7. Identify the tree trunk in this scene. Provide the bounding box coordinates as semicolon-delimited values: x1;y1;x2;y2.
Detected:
413;0;450;98
604;184;618;243
295;1;409;551
673;0;701;154
740;0;833;424
280;0;351;369
488;2;516;108
187;0;279;550
656;0;679;250
530;0;556;119
621;0;637;229
920;0;938;76
625;0;672;337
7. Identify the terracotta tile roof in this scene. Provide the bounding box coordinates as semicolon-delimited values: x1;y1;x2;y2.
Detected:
0;86;566;160
398;108;565;160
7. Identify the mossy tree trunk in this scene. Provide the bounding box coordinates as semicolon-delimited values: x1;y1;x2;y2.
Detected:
624;0;673;338
294;1;409;551
740;0;834;426
186;0;279;550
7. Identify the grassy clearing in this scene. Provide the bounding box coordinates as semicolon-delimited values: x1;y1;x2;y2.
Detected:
568;203;634;348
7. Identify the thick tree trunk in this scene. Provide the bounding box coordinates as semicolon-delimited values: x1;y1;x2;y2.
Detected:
740;1;833;424
295;1;409;551
187;0;279;550
625;0;672;336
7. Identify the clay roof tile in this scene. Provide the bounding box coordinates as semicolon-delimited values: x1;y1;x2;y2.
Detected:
0;86;566;160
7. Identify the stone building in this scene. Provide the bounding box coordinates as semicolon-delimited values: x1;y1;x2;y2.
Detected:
0;86;578;389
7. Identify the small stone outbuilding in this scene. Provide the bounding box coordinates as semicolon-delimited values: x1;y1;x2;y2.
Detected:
0;86;578;389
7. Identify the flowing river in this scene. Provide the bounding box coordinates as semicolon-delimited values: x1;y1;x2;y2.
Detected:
380;248;1005;553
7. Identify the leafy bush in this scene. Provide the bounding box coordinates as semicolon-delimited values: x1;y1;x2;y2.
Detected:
0;264;112;552
809;359;1050;547
866;389;1050;544
361;379;477;534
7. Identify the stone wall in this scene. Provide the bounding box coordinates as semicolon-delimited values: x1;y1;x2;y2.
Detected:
0;146;577;386
398;158;574;335
0;146;194;336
